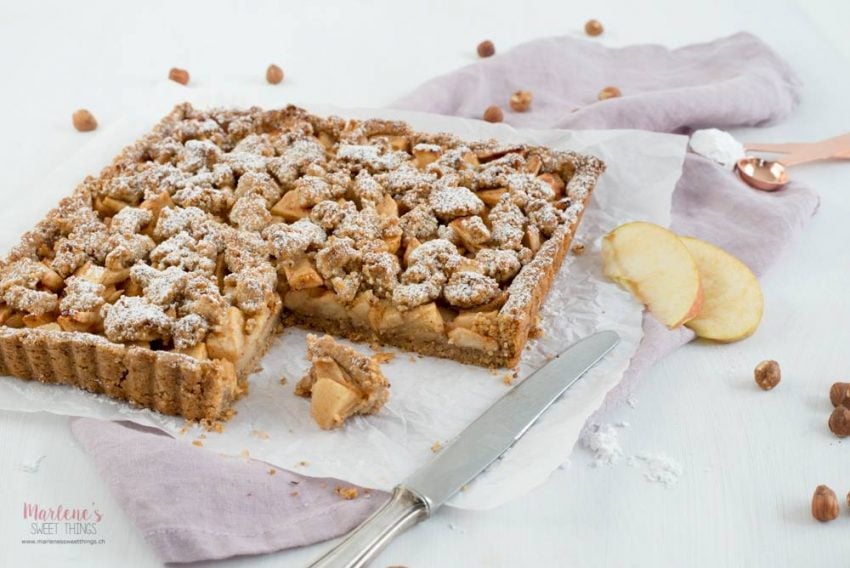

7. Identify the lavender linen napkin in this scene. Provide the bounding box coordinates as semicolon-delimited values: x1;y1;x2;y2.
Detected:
71;32;818;563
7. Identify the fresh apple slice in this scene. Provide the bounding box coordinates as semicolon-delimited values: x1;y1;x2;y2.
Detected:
602;221;702;328
679;236;763;342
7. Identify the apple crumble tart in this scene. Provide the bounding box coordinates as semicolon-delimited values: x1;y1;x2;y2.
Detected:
0;103;603;421
295;334;389;429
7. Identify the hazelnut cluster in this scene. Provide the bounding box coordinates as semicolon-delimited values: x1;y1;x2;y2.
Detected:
476;20;622;124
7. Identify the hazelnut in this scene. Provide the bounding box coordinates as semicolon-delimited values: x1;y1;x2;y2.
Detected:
509;90;533;112
829;382;850;407
598;86;622;101
71;109;97;132
753;360;780;390
829;406;850;437
266;64;284;85
812;485;839;522
483;105;503;123
477;40;495;58
584;19;604;36
168;67;190;85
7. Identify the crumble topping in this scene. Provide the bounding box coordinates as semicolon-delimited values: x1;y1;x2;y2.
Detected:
102;296;172;343
0;103;603;368
60;276;105;315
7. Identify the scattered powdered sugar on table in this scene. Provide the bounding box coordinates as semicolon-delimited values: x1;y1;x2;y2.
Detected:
16;455;46;473
629;453;683;487
688;128;745;169
579;423;624;466
580;423;683;486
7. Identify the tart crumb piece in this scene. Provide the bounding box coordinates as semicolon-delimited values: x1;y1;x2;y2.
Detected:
598;86;621;100
199;417;226;433
502;372;516;386
240;449;250;460
335;486;360;500
268;468;277;476
528;317;544;339
295;335;390;430
279;376;288;386
290;491;300;497
372;351;396;364
192;440;204;447
250;429;270;440
572;242;586;255
431;441;443;453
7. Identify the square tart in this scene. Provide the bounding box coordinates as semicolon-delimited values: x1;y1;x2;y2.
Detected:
0;103;604;421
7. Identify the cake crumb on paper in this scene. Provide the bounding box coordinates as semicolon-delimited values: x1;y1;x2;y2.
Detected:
372;351;396;364
240;449;250;460
629;453;683;486
250;429;270;440
279;376;288;386
335;486;360;500
431;441;443;453
192;440;204;447
268;468;277;476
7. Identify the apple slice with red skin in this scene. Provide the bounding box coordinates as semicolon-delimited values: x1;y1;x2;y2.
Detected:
679;236;763;342
602;221;703;328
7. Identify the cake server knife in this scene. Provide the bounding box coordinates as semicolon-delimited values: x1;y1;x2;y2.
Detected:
307;330;620;568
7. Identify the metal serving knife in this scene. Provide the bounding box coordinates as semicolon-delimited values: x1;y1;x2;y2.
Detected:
308;330;620;568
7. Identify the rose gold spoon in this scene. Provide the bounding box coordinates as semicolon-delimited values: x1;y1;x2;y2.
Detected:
736;133;850;191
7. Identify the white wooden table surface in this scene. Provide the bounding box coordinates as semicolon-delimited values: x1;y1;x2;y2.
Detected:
1;0;849;566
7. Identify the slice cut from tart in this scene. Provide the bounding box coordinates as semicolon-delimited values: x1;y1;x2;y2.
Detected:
295;334;389;430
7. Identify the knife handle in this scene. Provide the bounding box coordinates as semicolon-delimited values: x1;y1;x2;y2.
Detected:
307;485;429;568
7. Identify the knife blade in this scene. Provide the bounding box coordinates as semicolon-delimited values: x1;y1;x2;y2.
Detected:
308;330;620;568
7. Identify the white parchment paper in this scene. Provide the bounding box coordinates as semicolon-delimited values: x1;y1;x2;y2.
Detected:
0;86;687;509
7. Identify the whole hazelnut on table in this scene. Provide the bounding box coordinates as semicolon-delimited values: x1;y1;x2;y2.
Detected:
168;67;190;85
509;90;533;112
71;109;97;132
829;382;850;407
753;360;780;390
477;40;495;58
584;19;604;37
812;485;839;522
828;406;850;437
266;64;284;85
483;105;503;123
598;86;622;100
